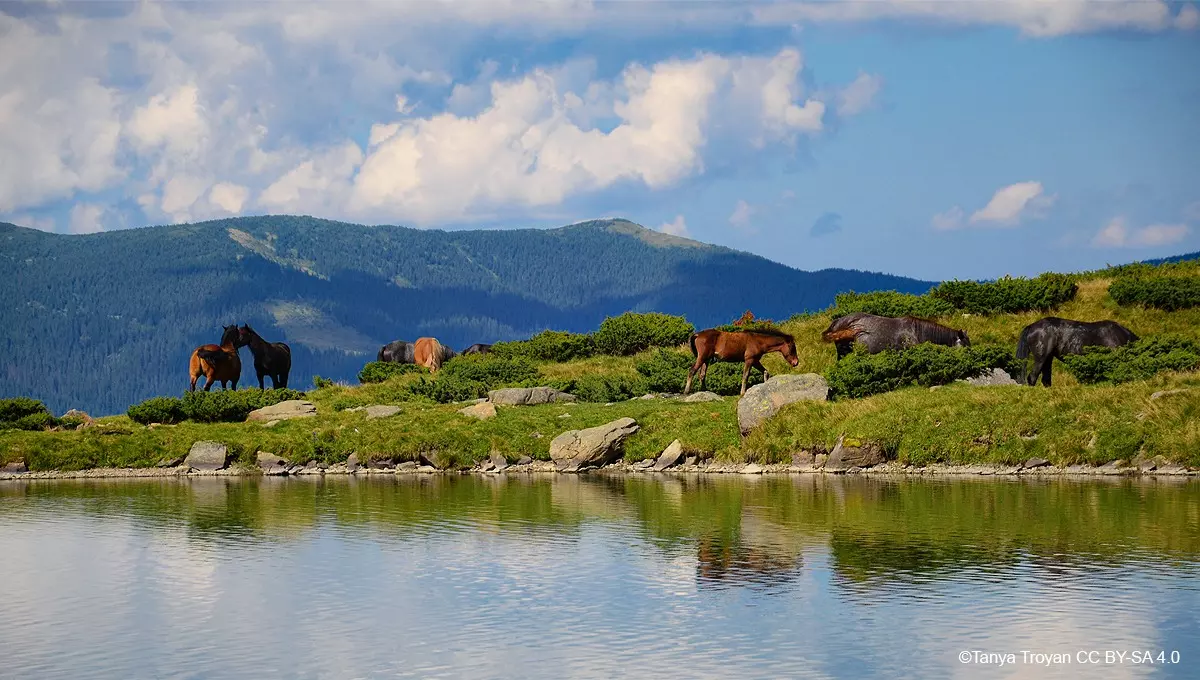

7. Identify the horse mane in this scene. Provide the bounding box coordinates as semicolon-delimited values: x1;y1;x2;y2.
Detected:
902;316;964;344
730;327;793;341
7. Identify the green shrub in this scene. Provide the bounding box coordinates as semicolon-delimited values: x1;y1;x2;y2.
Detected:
357;361;427;384
1108;276;1200;311
1061;336;1200;384
930;273;1078;315
127;396;186;425
824;344;1016;399
0;397;54;427
569;374;649;402
633;348;764;396
312;375;335;389
402;354;542;404
490;330;596;362
404;375;489;404
832;290;953;319
592;312;695;356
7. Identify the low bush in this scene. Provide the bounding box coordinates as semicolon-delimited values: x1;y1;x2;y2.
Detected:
713;310;786;333
403;354;542;404
571;374;649;403
0;397;56;430
1108;276;1200;311
126;388;307;425
1061;336;1200;384
633;348;764;396
358;361;428;384
490;330;597;362
127;396;186;425
831;290;953;319
592;312;695;356
930;273;1078;315
824;344;1016;399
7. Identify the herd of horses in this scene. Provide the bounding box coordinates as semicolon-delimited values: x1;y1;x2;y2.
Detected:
188;311;1138;396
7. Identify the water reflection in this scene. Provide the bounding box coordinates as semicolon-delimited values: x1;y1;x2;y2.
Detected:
1;474;1198;679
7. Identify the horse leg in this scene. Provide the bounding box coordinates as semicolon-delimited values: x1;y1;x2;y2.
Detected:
740;360;752;397
258;371;266;390
1040;357;1053;387
685;355;705;394
752;358;769;382
700;361;709;391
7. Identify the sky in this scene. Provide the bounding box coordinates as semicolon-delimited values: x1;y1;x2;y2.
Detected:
1;0;1199;281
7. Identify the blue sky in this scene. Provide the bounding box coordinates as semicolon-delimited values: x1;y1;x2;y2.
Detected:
2;1;1199;281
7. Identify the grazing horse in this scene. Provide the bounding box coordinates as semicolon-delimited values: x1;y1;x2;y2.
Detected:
239;324;292;389
685;328;800;397
821;312;970;360
414;337;458;373
1015;317;1138;387
461;343;493;355
189;325;245;391
378;340;416;364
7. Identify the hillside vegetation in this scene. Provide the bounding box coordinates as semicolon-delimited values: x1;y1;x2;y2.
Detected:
3;257;1199;472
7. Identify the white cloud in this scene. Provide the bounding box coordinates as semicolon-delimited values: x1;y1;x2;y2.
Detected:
1176;4;1200;30
931;206;965;231
4;213;57;233
968;181;1056;226
68;203;107;234
1092;216;1190;248
128;85;208;156
836;71;883;116
729;199;756;232
207;183;250;215
658;215;690;237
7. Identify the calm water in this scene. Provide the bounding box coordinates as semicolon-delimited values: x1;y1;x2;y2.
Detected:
1;474;1198;679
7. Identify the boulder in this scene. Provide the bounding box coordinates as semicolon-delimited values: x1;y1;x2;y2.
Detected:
487;387;577;406
682;391;723;403
246;400;316;422
256;451;289;475
420;452;455;470
345;453;360;473
737;374;829;435
185;441;229;471
517;455;533;465
1;459;28;474
363;405;401;419
489;452;509;471
368;456;395;469
961;368;1019;387
1023;457;1051;470
459;402;497;420
740;463;765;475
653;439;685;471
157;454;186;468
824;435;886;472
549;417;639;472
632;459;655;470
397;461;418;471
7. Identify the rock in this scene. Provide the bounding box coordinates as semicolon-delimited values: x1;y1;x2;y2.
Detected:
490;452;509;471
487;386;577;406
1023;457;1051;470
185;441;229;471
256;451;289;475
740;463;764;475
549;417;639;472
737;374;829;435
684;455;698;466
1150;388;1190;400
368;456;395;469
459;401;498;420
479;458;495;472
814;453;828;469
363;405;401;419
682;391;723;403
1;459;28;474
157;454;186;468
653;439;685;471
396;461;418;471
632;459;655;470
60;409;94;427
824;435;886;472
637;393;659;400
961;368;1019;387
792;451;815;467
517;455;533;465
420;452;455;470
345;453;360;473
263;420;281;428
246;400;316;422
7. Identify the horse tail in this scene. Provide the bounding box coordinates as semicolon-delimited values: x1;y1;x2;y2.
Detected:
688;332;698;357
377;346;387;362
1015;327;1031;360
197;348;225;362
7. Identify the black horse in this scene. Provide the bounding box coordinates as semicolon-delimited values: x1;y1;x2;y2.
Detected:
238;324;292;389
821;312;971;360
461;343;492;355
1015;317;1138;386
378;339;416;364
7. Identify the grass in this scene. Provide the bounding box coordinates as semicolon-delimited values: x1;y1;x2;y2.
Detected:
3;274;1199;473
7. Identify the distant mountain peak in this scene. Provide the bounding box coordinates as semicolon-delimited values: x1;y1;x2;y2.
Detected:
555;217;712;250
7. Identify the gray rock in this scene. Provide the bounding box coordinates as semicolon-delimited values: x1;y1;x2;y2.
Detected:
653;439;685;471
825;435;886;472
396;461;418;471
684;455;698;466
637;393;659;400
459;402;498;420
1150;388;1190;400
420;452;455;470
490;452;509;471
364;405;401;419
185;441;229;471
740;463;765;475
345;453;360;473
517;455;533;465
1;459;28;474
549;417;639;472
256;451;289;475
737;374;829;435
157;454;186;468
487;386;577;406
479;458;495;472
1023;457;1051;469
814;453;829;469
632;459;655;470
246;400;316;422
961;368;1019;387
368;456;395;469
682;391;723;403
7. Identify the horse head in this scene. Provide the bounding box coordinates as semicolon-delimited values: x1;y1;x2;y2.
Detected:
955;330;971;347
781;336;800;367
237;324;257;347
219;324;241;348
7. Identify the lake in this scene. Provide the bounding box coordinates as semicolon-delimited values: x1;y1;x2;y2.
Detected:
1;474;1197;679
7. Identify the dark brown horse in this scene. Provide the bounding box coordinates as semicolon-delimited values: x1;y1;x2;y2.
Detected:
189;325;245;391
461;343;492;355
1015;317;1138;386
239;324;292;389
685;328;800;396
821;312;970;360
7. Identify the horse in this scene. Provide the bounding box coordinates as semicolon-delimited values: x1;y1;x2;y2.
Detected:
189;325;245;392
821;312;970;360
378;340;416;364
685;328;800;397
461;343;492;355
1015;317;1138;387
238;324;292;389
414;336;458;373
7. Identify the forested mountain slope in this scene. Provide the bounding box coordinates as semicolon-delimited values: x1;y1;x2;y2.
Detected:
0;215;934;414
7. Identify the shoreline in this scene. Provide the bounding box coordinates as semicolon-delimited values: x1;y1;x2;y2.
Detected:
3;459;1197;482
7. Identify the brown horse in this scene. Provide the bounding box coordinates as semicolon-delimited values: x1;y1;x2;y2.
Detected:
189;325;245;391
685;328;800;396
413;336;458;373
